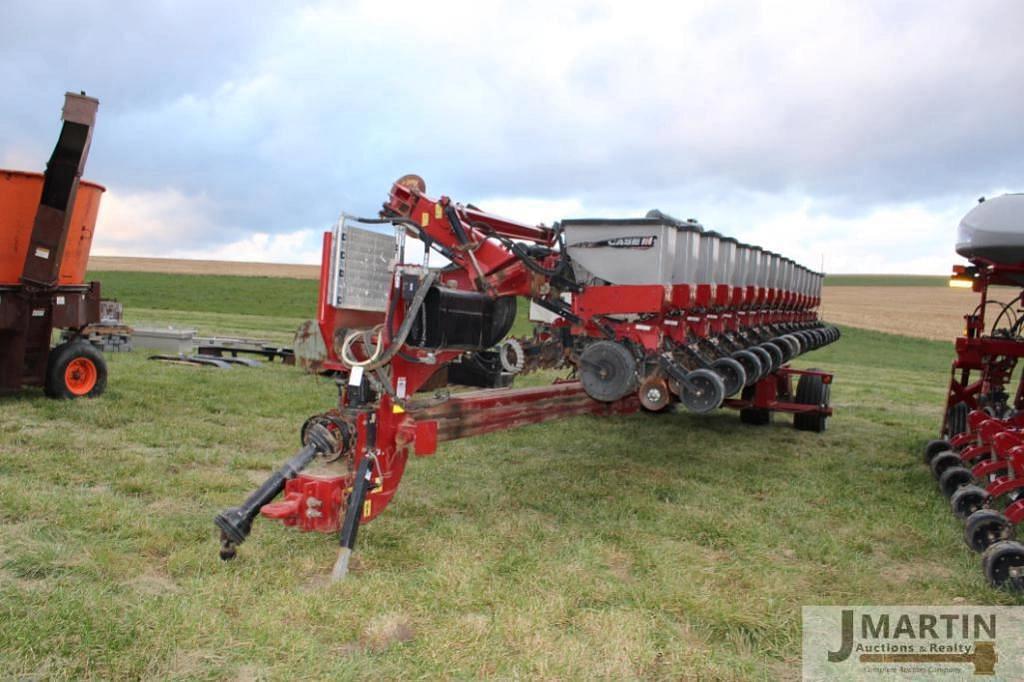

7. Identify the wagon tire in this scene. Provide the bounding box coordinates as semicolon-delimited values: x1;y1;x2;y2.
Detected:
44;340;107;399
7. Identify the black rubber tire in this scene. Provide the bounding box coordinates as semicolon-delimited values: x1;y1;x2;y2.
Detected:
938;465;973;498
710;357;746;397
730;350;763;386
486;296;518;346
793;370;829;433
679;368;725;414
930;451;962;480
964;509;1015;553
982;540;1024;591
946;401;969;438
786;333;806;355
579;341;638;402
923;439;953;465
44;340;108;399
779;334;801;358
950;484;990;520
748;346;773;377
759;342;784;372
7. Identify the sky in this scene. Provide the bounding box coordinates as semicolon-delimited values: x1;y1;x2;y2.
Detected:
2;0;1022;273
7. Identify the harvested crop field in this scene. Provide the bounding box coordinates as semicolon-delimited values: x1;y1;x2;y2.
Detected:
822;284;1023;342
822;286;974;341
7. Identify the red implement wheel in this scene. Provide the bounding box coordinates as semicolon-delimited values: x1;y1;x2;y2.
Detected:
45;341;107;399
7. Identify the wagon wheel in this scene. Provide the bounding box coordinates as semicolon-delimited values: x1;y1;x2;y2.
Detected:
44;340;108;399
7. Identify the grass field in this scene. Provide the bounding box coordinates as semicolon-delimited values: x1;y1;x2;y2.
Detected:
3;272;1023;680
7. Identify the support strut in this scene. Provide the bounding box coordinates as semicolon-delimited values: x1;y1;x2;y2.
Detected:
331;415;378;580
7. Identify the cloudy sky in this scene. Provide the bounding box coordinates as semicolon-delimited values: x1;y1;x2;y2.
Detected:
2;1;1022;273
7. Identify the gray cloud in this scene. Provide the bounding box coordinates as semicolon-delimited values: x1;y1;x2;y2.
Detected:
2;0;1021;266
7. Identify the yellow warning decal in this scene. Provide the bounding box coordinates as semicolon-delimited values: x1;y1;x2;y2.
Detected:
392;404;405;414
421;211;429;227
435;203;443;220
373;477;384;493
363;500;372;518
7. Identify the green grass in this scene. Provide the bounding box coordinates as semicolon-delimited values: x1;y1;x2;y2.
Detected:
2;274;1022;680
824;274;948;286
88;271;320;319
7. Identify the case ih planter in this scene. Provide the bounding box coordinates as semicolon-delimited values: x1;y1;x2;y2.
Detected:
0;93;107;398
924;194;1024;591
217;177;839;577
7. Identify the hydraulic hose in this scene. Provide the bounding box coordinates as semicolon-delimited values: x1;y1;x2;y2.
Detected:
340;270;438;370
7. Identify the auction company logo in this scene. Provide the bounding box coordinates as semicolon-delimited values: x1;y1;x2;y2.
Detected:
802;606;1024;680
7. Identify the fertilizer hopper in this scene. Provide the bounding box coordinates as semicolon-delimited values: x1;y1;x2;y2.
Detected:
714;236;738;305
563;217;678;285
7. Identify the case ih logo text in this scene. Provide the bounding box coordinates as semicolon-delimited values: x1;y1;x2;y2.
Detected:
570;235;658;250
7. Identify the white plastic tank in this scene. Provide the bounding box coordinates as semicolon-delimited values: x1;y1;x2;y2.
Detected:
749;246;766;287
956;194;1024;264
672;222;703;284
696;231;722;284
563;218;678;285
764;251;780;289
733;243;751;288
782;258;794;293
717;236;738;287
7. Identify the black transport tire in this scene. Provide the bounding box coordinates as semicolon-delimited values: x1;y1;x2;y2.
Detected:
44;340;108;399
793;370;829;433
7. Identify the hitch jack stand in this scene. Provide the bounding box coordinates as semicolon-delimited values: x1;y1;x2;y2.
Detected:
332;453;376;581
